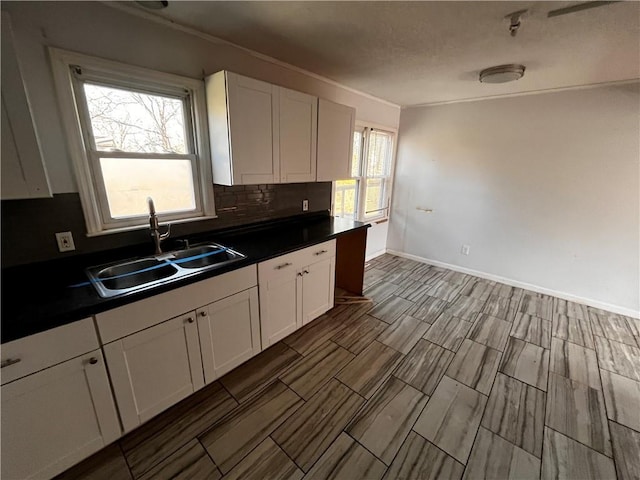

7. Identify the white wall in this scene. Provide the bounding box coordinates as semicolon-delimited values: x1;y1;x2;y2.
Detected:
3;1;400;194
388;83;640;315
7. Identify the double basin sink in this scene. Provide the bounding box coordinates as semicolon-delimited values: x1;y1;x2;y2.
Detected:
86;243;246;298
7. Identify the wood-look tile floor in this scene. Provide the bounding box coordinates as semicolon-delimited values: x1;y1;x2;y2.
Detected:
57;254;640;480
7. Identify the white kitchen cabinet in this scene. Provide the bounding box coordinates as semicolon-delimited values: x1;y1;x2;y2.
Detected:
1;12;51;200
258;257;302;347
1;349;120;480
103;311;204;433
197;287;261;383
259;240;336;347
316;98;356;181
302;256;336;325
206;70;319;185
279;87;317;183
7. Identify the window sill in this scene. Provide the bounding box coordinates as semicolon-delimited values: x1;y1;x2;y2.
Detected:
86;214;219;237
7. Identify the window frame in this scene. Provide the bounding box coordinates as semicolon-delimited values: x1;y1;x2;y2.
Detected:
333;123;397;223
49;48;216;235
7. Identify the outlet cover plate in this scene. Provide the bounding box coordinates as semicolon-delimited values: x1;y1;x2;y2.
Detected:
55;231;76;252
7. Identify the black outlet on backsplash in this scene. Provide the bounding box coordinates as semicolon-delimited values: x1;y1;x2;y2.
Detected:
1;182;333;268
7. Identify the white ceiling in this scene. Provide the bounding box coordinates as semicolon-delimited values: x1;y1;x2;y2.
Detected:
137;1;640;106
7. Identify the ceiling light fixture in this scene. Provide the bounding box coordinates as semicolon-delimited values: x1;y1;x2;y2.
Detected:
479;64;526;84
135;1;169;10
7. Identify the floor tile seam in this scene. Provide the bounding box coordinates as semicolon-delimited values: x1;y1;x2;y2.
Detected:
218;378;243;405
479;422;544;460
115;440;137;480
223;375;286;406
543;425;615;460
549;332;596;350
497;370;549;395
342;428;395;469
592;332;640;350
195;379;305;446
277;338;345;381
446;340;503;396
408;427;468;469
608;418;640;436
590;314;629;474
208;392;306;474
547;362;604;395
118;389;220;452
596;357;640;383
268;433;307;475
197;437;223;479
120;411;224;480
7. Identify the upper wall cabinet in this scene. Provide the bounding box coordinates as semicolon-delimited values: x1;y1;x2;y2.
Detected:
206;71;320;185
279;87;317;183
1;13;51;200
316;98;356;181
207;72;279;185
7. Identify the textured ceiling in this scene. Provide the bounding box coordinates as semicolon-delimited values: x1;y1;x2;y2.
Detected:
138;1;640;106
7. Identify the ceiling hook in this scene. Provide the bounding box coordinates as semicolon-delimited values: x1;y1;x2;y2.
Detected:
505;9;528;37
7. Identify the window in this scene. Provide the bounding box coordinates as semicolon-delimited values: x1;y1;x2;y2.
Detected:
333;126;395;222
50;48;215;234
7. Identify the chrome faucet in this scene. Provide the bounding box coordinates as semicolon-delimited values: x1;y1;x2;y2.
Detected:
147;197;171;254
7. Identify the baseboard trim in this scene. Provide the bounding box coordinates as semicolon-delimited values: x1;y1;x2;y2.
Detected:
365;249;387;262
386;249;640;319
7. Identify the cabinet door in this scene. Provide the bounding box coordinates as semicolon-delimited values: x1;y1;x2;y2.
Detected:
259;262;301;348
1;13;51;199
279;87;318;183
1;350;120;480
227;72;279;184
301;256;336;325
103;312;204;432
198;287;261;382
316;98;356;181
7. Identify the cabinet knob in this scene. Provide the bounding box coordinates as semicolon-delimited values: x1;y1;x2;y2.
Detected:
89;357;99;365
1;358;21;368
304;270;310;275
297;272;304;277
199;311;207;318
186;316;195;323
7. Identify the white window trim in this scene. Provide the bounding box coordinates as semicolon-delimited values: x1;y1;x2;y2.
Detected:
333;122;397;224
49;47;216;236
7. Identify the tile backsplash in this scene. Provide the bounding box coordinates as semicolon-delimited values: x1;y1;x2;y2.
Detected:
1;182;332;268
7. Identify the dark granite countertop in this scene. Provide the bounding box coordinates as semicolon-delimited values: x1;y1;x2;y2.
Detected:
1;213;369;344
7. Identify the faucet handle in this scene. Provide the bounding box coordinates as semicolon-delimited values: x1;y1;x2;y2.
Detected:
160;223;171;240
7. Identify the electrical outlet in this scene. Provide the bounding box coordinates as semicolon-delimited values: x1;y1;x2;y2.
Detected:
55;231;76;252
302;199;309;211
461;244;470;255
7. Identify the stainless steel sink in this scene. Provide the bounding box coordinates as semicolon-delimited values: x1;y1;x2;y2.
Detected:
170;244;245;269
86;242;246;298
97;259;178;290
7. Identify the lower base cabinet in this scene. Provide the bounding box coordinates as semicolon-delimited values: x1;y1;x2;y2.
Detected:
1;350;120;480
103;312;204;433
198;287;261;383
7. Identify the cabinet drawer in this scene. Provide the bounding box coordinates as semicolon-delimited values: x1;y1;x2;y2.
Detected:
298;239;336;266
1;318;99;385
96;265;257;343
258;249;307;282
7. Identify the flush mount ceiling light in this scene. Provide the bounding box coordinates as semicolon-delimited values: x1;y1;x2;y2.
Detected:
135;1;169;9
479;64;526;84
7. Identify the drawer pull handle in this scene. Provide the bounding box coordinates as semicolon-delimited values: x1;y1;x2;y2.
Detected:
315;250;328;256
276;262;293;270
89;357;99;365
1;358;21;368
